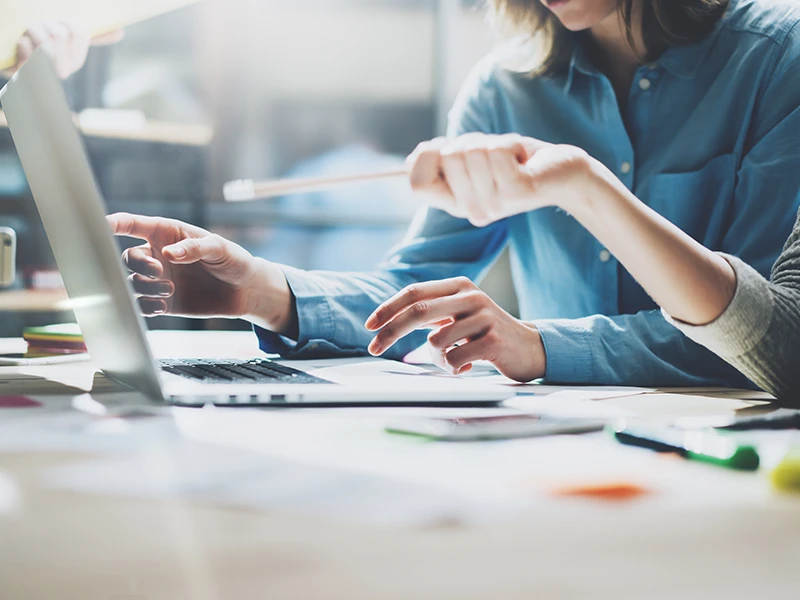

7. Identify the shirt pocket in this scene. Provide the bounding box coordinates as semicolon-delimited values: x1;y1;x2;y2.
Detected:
646;153;738;247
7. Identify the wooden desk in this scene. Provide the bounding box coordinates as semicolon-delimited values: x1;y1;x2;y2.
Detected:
0;289;70;312
0;331;798;599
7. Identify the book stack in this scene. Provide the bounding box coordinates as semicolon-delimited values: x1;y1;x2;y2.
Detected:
22;323;87;358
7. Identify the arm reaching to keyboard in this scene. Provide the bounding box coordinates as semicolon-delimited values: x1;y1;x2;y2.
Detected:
107;213;298;335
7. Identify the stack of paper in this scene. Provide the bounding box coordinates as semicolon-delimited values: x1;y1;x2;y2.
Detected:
23;323;86;357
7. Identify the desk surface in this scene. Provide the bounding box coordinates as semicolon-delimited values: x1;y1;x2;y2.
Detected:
0;330;798;599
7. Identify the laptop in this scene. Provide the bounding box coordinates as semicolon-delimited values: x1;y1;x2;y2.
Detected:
0;50;511;407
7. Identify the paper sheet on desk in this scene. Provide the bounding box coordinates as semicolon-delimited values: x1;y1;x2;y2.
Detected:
298;357;650;401
0;0;201;71
0;393;178;454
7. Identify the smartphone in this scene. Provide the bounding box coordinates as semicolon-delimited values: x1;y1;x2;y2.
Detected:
386;414;606;441
0;227;16;288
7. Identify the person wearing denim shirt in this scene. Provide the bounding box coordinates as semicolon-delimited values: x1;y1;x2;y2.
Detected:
110;0;800;388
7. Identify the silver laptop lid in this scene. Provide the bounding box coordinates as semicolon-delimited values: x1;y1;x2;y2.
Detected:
0;50;165;400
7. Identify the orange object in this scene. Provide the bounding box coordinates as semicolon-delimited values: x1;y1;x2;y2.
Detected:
549;482;651;501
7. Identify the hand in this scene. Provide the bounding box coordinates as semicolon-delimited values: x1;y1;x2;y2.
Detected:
107;213;296;333
365;277;546;382
6;22;124;80
406;133;596;227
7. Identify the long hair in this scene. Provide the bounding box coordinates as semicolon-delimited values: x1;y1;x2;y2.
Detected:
489;0;730;75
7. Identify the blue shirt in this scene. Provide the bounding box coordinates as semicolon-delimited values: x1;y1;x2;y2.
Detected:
258;0;800;387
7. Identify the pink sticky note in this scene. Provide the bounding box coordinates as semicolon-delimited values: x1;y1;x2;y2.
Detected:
0;396;42;408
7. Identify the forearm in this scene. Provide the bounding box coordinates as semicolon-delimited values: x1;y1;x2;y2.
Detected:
565;160;737;326
534;310;753;387
668;254;800;403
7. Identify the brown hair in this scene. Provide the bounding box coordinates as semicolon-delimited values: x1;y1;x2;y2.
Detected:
489;0;730;75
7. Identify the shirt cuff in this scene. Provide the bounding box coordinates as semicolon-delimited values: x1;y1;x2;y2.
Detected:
535;319;594;384
255;265;335;357
663;253;775;359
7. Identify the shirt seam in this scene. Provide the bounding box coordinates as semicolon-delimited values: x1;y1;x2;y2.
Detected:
722;14;800;47
583;327;594;383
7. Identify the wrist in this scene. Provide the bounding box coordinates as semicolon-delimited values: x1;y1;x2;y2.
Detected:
520;321;547;381
243;258;298;336
559;156;621;222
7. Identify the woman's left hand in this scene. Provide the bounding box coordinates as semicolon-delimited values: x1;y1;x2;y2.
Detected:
365;277;546;382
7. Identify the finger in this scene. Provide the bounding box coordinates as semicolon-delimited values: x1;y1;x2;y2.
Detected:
128;273;174;298
489;145;530;197
138;297;167;316
107;212;164;241
63;21;91;52
429;343;473;375
41;21;70;47
14;35;34;67
520;136;552;159
162;234;228;265
407;138;451;193
407;139;458;215
443;337;495;373
427;313;491;351
121;245;163;278
441;145;486;226
367;293;485;356
23;23;51;51
462;144;498;217
365;276;476;331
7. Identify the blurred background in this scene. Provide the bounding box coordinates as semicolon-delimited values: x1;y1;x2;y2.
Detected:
0;0;520;336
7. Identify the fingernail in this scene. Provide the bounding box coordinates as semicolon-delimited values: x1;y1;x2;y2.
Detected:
365;316;378;330
152;309;166;315
168;247;185;259
368;340;382;356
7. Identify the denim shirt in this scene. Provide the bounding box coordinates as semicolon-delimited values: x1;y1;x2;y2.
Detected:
258;0;800;387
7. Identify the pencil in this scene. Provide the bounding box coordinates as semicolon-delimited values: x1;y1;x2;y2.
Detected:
223;167;408;202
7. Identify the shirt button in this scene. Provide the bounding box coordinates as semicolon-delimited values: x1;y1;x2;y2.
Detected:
620;161;632;175
639;77;652;91
599;249;611;263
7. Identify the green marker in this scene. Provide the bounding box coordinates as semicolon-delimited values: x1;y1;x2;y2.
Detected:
608;421;760;471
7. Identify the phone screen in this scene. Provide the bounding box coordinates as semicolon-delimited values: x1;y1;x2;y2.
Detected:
386;414;604;441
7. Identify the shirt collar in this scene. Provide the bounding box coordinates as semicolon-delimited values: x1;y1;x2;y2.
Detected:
563;37;602;92
564;9;727;91
656;15;726;79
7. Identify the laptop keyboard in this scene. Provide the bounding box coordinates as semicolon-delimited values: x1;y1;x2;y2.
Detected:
158;358;332;384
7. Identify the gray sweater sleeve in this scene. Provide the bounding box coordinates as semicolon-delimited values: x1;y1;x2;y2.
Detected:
665;211;800;403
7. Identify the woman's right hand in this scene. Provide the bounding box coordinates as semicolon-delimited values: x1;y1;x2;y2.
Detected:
405;133;597;227
107;213;296;333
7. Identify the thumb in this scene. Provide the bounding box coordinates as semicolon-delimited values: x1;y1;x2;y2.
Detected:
162;235;228;265
520;138;551;163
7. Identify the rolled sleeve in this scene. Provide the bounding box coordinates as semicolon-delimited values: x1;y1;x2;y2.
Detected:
255;264;336;357
536;319;594;384
663;254;775;359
